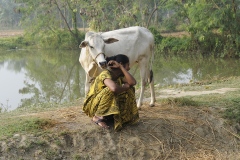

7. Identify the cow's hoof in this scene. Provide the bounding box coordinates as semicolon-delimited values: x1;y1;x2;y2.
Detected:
149;104;155;107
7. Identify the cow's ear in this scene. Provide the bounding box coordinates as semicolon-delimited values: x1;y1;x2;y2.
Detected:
79;41;88;48
103;38;119;44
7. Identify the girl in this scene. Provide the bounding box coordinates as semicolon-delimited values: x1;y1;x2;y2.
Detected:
82;54;139;130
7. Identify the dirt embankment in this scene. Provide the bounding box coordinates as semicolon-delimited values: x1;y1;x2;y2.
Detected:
0;97;240;159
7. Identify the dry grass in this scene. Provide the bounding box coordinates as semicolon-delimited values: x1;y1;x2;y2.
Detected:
161;31;189;37
0;30;23;37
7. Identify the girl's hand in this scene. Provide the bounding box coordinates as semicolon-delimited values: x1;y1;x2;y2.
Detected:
122;83;130;89
108;60;121;68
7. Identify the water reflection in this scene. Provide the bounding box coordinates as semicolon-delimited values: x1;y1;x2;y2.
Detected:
150;54;240;86
0;50;86;111
0;61;31;110
1;50;240;111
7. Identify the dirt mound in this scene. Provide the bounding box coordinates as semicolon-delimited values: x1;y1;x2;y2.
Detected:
1;103;239;160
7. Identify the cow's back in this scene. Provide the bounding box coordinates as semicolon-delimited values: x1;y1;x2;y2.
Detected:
102;26;154;67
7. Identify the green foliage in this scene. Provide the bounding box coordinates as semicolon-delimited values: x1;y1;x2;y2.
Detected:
0;31;82;50
0;36;31;49
161;97;199;107
13;0;84;48
23;29;85;49
162;18;177;31
184;0;240;57
223;98;240;123
0;38;15;49
157;36;191;53
0;0;22;29
224;107;240;124
148;26;163;44
81;0;141;31
1;0;240;56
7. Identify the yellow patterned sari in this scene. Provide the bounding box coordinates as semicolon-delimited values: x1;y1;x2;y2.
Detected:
83;69;139;130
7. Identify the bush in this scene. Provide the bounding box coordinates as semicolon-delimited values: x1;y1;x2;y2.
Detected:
223;98;240;123
149;26;164;44
23;29;85;49
156;36;191;54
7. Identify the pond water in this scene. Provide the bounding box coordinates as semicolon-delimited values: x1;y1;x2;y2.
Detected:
1;49;240;111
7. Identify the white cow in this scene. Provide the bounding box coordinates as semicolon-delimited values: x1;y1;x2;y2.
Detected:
79;26;156;108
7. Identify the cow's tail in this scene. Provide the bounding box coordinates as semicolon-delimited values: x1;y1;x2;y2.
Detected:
148;43;154;83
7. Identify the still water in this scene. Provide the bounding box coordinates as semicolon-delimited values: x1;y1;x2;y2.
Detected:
1;49;240;111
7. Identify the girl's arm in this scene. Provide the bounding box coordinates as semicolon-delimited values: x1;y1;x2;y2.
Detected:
119;64;136;86
104;78;130;94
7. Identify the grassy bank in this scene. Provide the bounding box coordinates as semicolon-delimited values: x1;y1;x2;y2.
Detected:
1;76;240;140
0;99;82;140
156;76;240;124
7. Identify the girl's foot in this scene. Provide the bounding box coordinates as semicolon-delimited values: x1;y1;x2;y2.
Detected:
92;116;109;129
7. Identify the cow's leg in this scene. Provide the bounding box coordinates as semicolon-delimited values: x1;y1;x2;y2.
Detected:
149;70;156;107
137;59;156;108
137;59;148;108
137;81;145;108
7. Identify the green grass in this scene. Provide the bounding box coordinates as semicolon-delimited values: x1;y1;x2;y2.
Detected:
0;37;17;49
156;76;240;124
0;36;30;49
0;99;81;140
159;97;200;107
0;116;54;140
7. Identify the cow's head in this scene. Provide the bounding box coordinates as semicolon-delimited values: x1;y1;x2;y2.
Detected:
79;32;119;69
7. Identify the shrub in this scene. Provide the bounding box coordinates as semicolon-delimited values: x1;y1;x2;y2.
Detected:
149;26;164;44
156;36;191;54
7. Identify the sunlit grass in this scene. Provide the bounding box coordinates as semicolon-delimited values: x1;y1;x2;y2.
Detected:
0;37;17;49
0;99;82;140
155;76;240;124
0;36;30;50
159;97;199;107
0;116;54;140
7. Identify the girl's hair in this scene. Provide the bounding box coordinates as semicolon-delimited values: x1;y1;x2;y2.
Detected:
106;54;129;65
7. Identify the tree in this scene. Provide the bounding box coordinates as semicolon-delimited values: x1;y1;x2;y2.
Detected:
184;0;240;56
15;0;84;48
0;0;22;29
78;0;168;31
